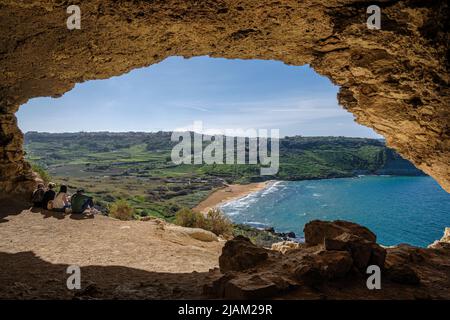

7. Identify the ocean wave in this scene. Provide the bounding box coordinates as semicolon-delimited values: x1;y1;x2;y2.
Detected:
223;210;241;216
244;221;270;229
221;192;259;210
260;180;284;197
221;181;285;210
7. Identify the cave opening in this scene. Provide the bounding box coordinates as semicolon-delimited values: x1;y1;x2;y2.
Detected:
15;56;450;247
1;0;449;300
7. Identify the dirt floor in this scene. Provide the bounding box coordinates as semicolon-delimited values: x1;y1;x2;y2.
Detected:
1;199;449;300
0;200;223;299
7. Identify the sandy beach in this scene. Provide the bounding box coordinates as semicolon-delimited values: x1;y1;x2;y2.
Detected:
193;181;271;214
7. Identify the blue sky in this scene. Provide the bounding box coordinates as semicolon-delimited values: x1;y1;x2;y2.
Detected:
17;56;379;138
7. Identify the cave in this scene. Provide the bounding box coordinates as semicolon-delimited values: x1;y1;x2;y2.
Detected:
0;1;449;302
0;0;449;198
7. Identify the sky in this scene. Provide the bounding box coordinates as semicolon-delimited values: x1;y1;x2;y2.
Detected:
17;56;380;138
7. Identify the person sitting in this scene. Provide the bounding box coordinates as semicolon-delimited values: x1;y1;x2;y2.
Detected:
52;185;71;212
42;183;56;210
31;183;45;208
71;188;94;214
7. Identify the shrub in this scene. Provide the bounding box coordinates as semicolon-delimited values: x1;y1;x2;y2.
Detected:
204;208;233;236
174;207;233;236
174;208;206;228
31;163;51;184
109;199;134;220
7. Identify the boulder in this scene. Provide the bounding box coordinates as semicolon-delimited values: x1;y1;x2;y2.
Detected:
293;261;323;286
166;225;218;242
276;231;296;239
325;232;386;270
293;250;353;285
223;275;280;299
387;265;421;285
305;221;385;271
428;227;450;249
316;250;353;279
264;227;275;233
441;227;450;243
219;236;269;272
206;272;295;299
370;243;387;267
271;241;302;254
304;220;376;246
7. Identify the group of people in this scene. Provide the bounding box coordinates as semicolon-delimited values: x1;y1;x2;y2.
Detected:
31;183;95;214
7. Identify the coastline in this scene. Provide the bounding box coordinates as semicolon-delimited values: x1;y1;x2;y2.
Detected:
193;181;273;214
193;174;411;215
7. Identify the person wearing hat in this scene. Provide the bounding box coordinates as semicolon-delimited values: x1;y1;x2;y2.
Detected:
42;182;56;210
71;188;94;214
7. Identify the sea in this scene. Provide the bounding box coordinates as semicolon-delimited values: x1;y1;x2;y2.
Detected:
220;176;450;247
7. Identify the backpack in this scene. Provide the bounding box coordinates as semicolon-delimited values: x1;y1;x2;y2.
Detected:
32;189;45;203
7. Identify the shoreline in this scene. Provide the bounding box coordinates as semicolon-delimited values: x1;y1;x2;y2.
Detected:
193;174;421;215
193;181;273;214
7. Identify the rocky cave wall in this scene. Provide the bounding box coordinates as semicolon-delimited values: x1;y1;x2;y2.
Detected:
0;0;448;195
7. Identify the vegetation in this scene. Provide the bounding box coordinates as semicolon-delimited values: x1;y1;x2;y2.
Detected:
232;224;285;247
24;132;423;220
31;163;51;184
109;199;135;220
174;207;233;236
174;208;205;228
203;208;233;237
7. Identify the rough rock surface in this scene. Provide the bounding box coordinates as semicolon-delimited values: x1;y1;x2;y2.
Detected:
206;220;450;299
271;241;303;254
0;202;224;299
219;235;270;272
304;220;377;245
428;227;450;249
0;0;449;195
1;209;449;299
166;225;219;242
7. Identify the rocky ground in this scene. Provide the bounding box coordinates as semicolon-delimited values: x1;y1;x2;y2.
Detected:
0;200;449;299
0;200;224;299
208;221;450;299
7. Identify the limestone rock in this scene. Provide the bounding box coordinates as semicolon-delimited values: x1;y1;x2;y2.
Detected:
316;250;354;279
294;250;353;284
304;220;377;246
219;236;269;272
205;272;295;299
293;261;323;286
428;227;450;249
223;275;280;299
441;228;450;243
166;225;218;242
271;241;303;254
324;231;386;270
386;265;421;286
206;221;450;299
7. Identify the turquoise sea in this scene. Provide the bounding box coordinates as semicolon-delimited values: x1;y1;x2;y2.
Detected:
221;176;450;247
